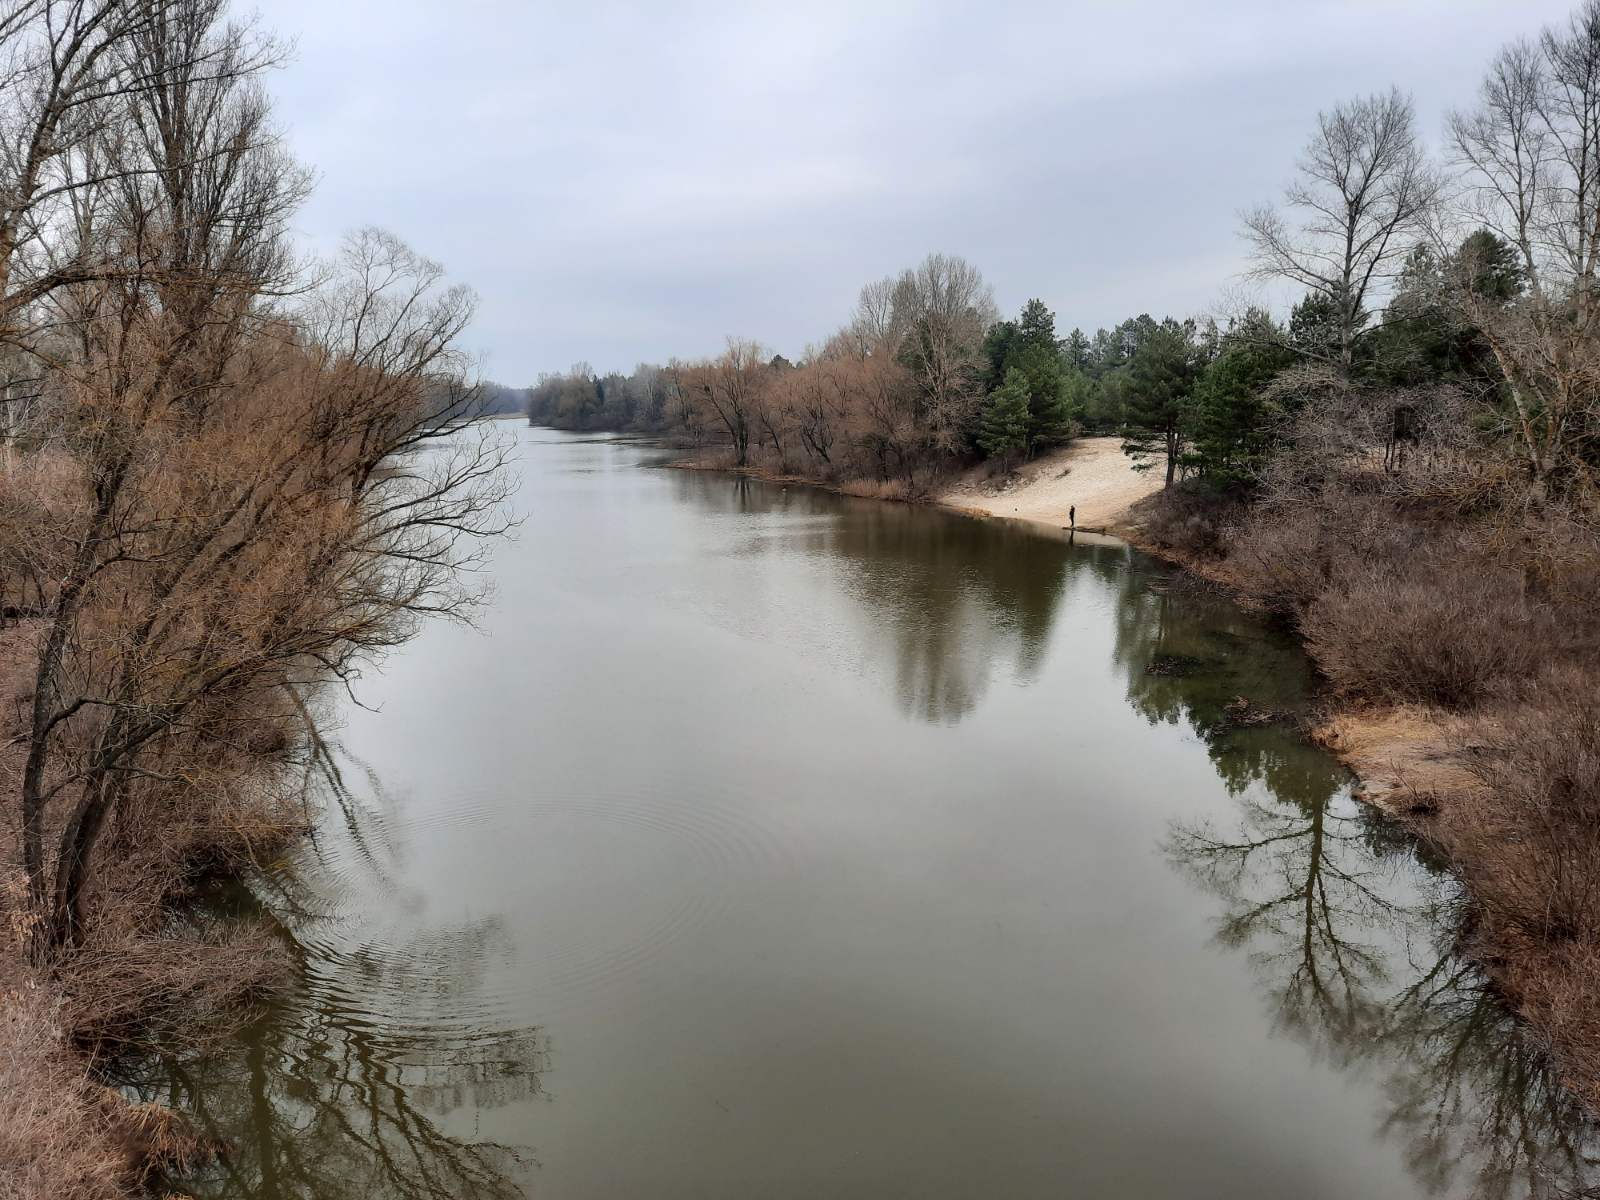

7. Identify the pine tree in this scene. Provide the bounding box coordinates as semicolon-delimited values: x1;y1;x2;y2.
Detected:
1121;318;1201;486
977;369;1032;461
1017;298;1055;348
1011;342;1071;450
1190;310;1294;488
1063;328;1092;371
979;299;1074;454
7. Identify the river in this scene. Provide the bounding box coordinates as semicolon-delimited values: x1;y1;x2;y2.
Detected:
132;428;1596;1198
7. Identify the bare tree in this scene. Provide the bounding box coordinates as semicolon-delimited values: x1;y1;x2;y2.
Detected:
790;360;849;468
889;252;996;451
8;0;509;956
0;2;286;341
1244;88;1439;368
844;274;901;360
690;337;766;467
852;353;919;486
1447;4;1600;495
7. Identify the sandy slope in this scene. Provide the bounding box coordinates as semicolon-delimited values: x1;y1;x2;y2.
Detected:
936;437;1164;532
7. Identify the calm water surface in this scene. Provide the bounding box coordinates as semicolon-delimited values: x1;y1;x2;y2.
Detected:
139;429;1596;1198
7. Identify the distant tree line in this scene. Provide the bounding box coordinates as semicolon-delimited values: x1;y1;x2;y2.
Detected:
524;142;1557;501
477;382;530;416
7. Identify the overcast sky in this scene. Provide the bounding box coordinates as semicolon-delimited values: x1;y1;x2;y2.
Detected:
253;0;1573;384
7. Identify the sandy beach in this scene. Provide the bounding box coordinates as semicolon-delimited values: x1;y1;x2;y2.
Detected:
935;436;1164;534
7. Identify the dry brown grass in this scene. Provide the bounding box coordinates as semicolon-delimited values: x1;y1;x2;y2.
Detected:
0;616;297;1197
0;605;313;1198
0;977;222;1199
837;476;920;502
1312;705;1477;813
0;983;127;1200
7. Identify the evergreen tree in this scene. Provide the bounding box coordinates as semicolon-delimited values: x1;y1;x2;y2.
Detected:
1011;341;1072;450
1455;227;1523;304
980;299;1074;453
1017;298;1056;348
977;368;1032;461
1368;232;1521;388
1190;310;1295;488
1088;327;1124;377
980;318;1020;390
1121;318;1202;486
1288;292;1348;363
1062;367;1095;429
1092;367;1129;432
1062;328;1092;372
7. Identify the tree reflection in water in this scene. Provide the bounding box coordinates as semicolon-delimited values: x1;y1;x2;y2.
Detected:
118;493;1600;1199
117;750;545;1200
670;471;1072;724
1112;561;1600;1198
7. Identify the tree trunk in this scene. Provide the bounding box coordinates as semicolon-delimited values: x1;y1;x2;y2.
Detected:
44;769;124;953
21;452;132;923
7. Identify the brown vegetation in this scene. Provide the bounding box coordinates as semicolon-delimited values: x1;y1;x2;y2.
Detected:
0;2;505;1195
1128;379;1600;1111
531;253;1000;497
1126;1;1600;1088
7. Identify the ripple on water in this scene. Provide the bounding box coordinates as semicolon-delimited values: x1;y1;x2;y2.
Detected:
283;783;796;1033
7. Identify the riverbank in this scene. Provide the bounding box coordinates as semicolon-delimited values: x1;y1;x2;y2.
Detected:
660;435;1501;824
185;427;1600;1197
1109;499;1474;811
659;433;1163;538
664;430;1600;1117
0;623;155;1197
1116;481;1600;1118
934;437;1165;534
686;439;1490;821
0;616;304;1198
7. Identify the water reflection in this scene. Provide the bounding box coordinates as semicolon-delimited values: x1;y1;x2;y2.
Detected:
816;502;1069;723
118;761;543;1200
1124;566;1600;1197
135;1005;541;1200
130;446;1600;1200
1170;788;1598;1197
669;472;1071;723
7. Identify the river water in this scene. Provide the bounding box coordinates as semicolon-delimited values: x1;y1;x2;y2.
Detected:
138;428;1596;1198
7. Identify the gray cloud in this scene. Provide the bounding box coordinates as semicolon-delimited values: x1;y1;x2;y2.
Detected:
255;0;1574;382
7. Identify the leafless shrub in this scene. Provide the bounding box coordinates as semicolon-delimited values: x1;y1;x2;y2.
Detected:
1229;491;1422;610
1416;672;1600;1114
1256;366;1497;509
59;920;287;1062
1302;548;1553;708
1134;486;1248;561
1453;671;1600;944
